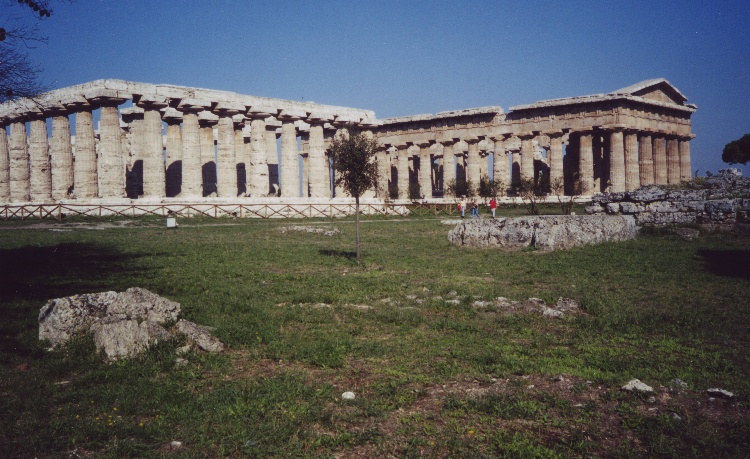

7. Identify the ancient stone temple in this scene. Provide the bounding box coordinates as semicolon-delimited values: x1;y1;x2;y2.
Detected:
0;78;695;204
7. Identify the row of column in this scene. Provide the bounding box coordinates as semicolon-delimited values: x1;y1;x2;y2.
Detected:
0;96;374;203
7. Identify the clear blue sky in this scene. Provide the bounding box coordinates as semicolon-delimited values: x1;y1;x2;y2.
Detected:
15;0;750;175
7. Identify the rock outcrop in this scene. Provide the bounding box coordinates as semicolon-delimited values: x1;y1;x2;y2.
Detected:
39;287;224;360
448;215;638;250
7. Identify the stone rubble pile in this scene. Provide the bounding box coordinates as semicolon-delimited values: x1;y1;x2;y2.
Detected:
586;169;750;231
448;215;638;250
39;287;224;360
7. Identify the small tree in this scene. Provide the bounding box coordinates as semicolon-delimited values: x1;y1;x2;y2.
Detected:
516;178;544;215
722;133;750;165
550;177;580;215
328;125;379;264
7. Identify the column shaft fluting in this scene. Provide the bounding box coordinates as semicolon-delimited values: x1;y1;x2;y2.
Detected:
199;119;217;196
50;115;74;200
216;115;237;198
73;109;97;198
376;148;389;198
397;146;409;199
608;130;625;192
666;137;680;185
234;123;246;196
9;121;30;202
246;117;269;197
265;127;279;195
624;132;640;191
520;137;535;182
0;127;10;202
466;139;480;185
98;105;126;198
141;108;166;197
638;134;654;186
180;112;202;198
548;136;563;189
443;143;456;190
28;118;52;201
679;139;692;182
419;144;432;198
280;121;299;197
307;123;327;198
165;121;182;197
653;136;668;185
578;133;594;195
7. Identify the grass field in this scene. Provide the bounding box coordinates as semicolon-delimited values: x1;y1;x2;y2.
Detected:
1;205;749;458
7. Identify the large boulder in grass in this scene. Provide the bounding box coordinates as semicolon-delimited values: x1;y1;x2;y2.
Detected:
39;287;224;360
448;215;638;251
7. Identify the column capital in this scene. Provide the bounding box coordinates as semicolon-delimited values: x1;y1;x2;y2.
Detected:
135;95;169;109
600;124;627;131
278;108;306;122
161;107;183;124
516;131;535;140
305;111;332;125
84;89;128;107
542;129;565;138
177;98;212;113
213;102;245;116
197;111;219;126
120;106;144;123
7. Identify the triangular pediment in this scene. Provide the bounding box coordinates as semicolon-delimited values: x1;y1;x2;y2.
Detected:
612;78;688;105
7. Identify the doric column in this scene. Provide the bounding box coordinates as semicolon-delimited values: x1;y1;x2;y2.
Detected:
376;146;390;199
136;97;168;198
298;127;310;197
120;107;144;198
519;133;535;183
441;140;456;190
234;115;248;196
466;137;481;186
418;141;433;198
608;127;626;193
666;136;680;185
214;103;244;198
48;107;74;201
306;114;330;198
396;144;409;199
0;123;10;202
198;111;219;196
176;99;210;198
679;136;693;182
245;110;270;197
638;133;654;186
95;96;127;198
70;104;98;199
546;132;563;190
624;131;640;191
162;108;183;198
28;114;52;202
510;149;521;187
265;117;281;196
652;135;668;185
278;109;304;198
8;118;30;202
578;131;595;195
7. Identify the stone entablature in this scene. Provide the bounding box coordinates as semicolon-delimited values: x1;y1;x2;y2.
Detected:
0;78;696;205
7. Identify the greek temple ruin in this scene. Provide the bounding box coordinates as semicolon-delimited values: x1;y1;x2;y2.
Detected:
0;78;696;205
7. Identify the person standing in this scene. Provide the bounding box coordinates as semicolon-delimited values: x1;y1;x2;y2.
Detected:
460;196;467;218
471;199;479;219
489;197;497;218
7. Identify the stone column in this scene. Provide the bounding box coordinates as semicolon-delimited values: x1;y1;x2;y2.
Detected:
176;100;209;198
96;97;127;198
198;111;219;196
608;128;626;193
442;140;456;191
578;131;595;195
679;136;693;182
624;131;639;191
306;115;329;198
163;108;183;198
214;103;244;198
375;146;389;199
265;117;281;196
299;128;310;197
120;107;144;198
279;110;303;198
638;133;654;186
666;136;680;185
28;115;52;202
546;132;563;190
396;144;409;200
71;106;98;199
519;133;535;183
136;97;168;198
510;149;521;187
0;124;10;202
466;137;481;186
234;116;248;196
48;108;74;200
8;119;31;202
653;135;668;185
246;111;271;197
418;141;433;198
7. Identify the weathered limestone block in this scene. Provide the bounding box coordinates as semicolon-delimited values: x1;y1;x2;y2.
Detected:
175;320;225;353
448;215;638;251
627;186;668;203
0;127;9;202
619;202;643;214
606;203;621;214
704;199;736;214
91;319;171;360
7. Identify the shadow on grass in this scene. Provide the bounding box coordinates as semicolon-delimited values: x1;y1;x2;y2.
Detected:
319;249;357;260
698;249;750;281
0;242;153;361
